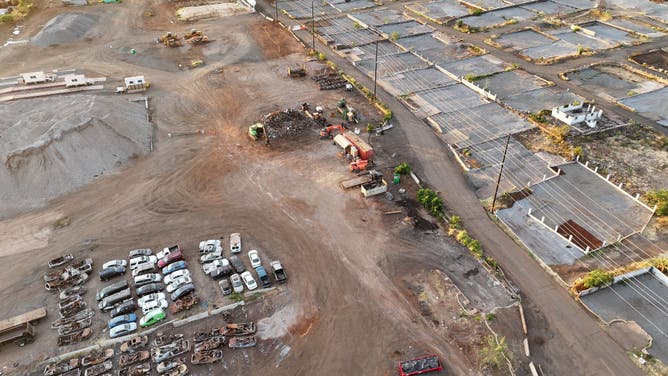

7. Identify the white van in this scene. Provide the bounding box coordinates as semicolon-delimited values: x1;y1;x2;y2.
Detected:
230;233;241;254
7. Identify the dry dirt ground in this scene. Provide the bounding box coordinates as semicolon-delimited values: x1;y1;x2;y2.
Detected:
0;2;520;375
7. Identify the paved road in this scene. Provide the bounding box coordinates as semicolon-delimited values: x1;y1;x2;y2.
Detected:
259;5;646;375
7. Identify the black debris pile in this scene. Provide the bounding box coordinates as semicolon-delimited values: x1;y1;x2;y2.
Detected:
312;72;348;90
262;108;319;140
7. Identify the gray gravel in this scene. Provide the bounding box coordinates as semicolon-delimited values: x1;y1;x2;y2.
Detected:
31;13;100;46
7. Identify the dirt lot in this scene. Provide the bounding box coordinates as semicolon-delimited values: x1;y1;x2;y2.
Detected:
0;3;519;375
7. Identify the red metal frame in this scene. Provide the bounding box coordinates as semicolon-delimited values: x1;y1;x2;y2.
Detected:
398;354;442;376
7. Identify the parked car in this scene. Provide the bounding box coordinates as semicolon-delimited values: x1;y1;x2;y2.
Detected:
164;269;191;285
162;260;187;275
170;283;195;301
230;273;244;293
270;260;287;284
166;276;192;293
110;322;137;338
96;279;128;301
254;266;271;288
230;233;241;253
138;293;166;307
134;273;162;287
199;239;222;254
218;279;232;295
110;300;137;318
200;252;222;264
99;288;132;311
108;314;137;329
240;271;257;291
141;299;168;314
158;251;184;269
136;282;164;296
140;309;165;328
248;250;261;268
99;266;126;281
132;262;157;277
210;267;232;281
129;248;152;258
130;255;158;270
157;245;179;260
229;255;246;273
102;260;127;270
203;259;232;276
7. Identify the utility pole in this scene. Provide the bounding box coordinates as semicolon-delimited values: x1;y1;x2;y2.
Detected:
311;1;315;51
373;39;379;98
491;134;511;212
275;0;278;22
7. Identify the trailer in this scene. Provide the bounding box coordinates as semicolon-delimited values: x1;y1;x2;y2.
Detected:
0;307;47;347
398;354;442;376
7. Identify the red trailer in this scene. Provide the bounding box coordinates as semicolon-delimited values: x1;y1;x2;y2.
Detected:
342;131;374;161
398;354;442;376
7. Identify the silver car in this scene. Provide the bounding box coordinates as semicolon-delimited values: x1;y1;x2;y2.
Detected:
230;273;244;293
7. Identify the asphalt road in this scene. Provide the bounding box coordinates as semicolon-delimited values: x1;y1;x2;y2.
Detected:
259;4;646;374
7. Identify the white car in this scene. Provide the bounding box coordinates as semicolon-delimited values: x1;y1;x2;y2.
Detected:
248;250;261;268
203;259;230;275
230;233;241;254
132;262;156;277
240;271;257;291
164;269;191;285
199;239;222;254
110;322;137;338
138;293;166;307
134;273;162;286
140;298;168;314
230;273;244;293
166;276;192;293
102;260;127;270
200;252;223;264
130;255;158;270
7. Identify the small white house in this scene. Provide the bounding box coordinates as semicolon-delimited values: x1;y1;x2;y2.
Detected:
19;71;47;85
64;74;87;87
124;76;148;92
551;103;603;128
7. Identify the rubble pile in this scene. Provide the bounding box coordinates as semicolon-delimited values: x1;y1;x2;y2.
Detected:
261;108;319;140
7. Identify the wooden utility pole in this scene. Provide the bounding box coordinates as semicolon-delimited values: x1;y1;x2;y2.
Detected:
491;134;511;212
311;1;315;51
373;39;379;98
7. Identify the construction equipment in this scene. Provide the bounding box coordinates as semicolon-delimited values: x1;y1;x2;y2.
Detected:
302;103;326;126
288;65;306;78
319;124;346;139
157;33;182;48
336;98;359;123
349;158;373;173
248;123;265;141
361;170;387;198
184;29;209;45
0;307;47;347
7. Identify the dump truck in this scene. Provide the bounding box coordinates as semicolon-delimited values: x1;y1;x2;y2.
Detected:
0;307;47;347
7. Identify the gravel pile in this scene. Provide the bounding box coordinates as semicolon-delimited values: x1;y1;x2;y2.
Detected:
31;13;100;46
262;108;319;140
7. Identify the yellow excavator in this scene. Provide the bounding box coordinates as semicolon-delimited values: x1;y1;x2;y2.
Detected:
157;32;182;47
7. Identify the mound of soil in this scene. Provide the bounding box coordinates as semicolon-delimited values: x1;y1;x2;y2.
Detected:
31;13;100;46
0;94;151;218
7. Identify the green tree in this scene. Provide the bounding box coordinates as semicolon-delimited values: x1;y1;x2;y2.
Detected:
394;162;411;175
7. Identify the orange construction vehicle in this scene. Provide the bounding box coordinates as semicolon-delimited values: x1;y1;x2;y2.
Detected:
349;158;373;172
319;124;346;139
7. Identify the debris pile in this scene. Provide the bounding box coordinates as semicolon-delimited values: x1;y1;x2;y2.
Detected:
261;108;319;140
312;72;348;90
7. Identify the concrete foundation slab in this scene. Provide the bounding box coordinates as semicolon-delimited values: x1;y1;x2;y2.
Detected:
377;20;434;38
438;54;507;78
494;29;555;50
566;66;664;99
412;84;488;115
461;7;536;30
608;18;666;38
551;0;597;10
395;33;447;52
550;29;614;50
528;162;654;247
474;70;551;99
497;200;584;266
356;52;430;78
344;40;404;61
405;0;470;23
520;0;578;16
419;43;485;67
504;87;584;113
521;39;579;60
328;0;377;12
379;67;456;96
581;21;637;45
618;86;668;124
428;102;534;148
581;272;668;363
463;0;508;9
349;8;405;26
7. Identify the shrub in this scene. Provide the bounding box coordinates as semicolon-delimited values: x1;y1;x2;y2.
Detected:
456;230;472;246
572;145;583;158
229;292;244;302
394;162;411;175
650;257;668;273
317;52;326;61
645;189;668;216
470;8;482;16
383;111;393;122
366;123;375;133
582;269;613;289
449;215;462;230
390;31;400;41
0;14;14;23
417;187;445;218
480;335;508;369
468;239;482;257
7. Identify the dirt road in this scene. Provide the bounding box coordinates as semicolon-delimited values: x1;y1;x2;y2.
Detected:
269;7;647;376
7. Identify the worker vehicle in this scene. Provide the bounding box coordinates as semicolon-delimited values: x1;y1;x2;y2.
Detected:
230;273;244;293
157;245;179;260
184;29;209;44
157;32;182;47
248;250;262;268
240;271;258;291
129;248;152;258
96;279;128;301
254;266;271;289
336;98;359;123
288;65;306;77
110;323;137;338
270;260;287;284
162;260;187;275
230;233;241;253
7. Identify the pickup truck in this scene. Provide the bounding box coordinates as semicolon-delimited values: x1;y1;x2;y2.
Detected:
254;266;271;289
270;260;287;284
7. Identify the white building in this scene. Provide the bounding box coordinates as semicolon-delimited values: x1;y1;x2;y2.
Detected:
19;71;47;85
551;103;603;128
64;74;87;87
124;76;148;92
